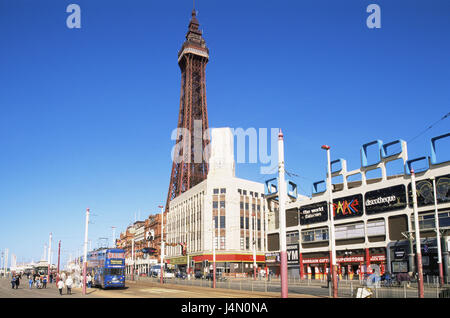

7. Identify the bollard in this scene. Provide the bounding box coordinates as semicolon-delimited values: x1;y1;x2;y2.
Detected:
404;284;407;298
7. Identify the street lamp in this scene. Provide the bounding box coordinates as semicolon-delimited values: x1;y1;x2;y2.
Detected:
431;177;444;286
212;216;216;288
158;205;165;284
322;144;338;298
82;208;90;296
410;169;425;298
278;129;288;298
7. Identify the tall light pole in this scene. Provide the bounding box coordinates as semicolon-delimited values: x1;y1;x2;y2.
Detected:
56;241;61;285
431;177;444;286
322;144;338;298
212;217;216;289
278;129;288;298
82;208;90;296
411;170;425;298
253;212;257;280
158;205;165;284
131;238;135;281
47;233;52;279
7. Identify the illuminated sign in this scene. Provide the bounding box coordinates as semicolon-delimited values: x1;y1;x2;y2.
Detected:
299;201;328;225
287;244;299;266
108;252;124;259
110;260;124;265
408;174;450;207
333;194;363;219
365;185;407;214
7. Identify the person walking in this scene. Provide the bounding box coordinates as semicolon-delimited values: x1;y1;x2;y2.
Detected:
65;276;73;295
11;276;16;289
29;277;33;289
57;279;64;296
87;274;92;288
15;275;20;289
43;275;47;289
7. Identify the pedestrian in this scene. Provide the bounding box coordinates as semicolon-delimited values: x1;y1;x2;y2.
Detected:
29;277;33;289
327;271;331;288
49;273;53;284
66;276;73;295
15;275;20;289
43;275;47;289
11;276;16;289
87;274;92;288
57;279;64;296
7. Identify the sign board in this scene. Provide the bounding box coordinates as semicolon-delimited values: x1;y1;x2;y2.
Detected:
333;194;363;220
394;248;406;259
365;184;407;214
408;174;450;207
299;201;328;225
287;244;299;266
265;252;280;264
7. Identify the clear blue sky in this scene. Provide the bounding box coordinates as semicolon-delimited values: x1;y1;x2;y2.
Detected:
0;0;449;266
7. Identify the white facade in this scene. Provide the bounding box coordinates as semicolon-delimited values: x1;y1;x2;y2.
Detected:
166;128;267;272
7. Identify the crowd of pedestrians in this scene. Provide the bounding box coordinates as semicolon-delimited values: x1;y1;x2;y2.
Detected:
9;271;88;296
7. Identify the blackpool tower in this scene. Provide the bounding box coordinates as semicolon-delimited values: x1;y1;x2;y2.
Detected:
165;9;210;211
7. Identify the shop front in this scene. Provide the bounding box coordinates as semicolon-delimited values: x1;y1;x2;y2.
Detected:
192;253;266;277
301;248;387;280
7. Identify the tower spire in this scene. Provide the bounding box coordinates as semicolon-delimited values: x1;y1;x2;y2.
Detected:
166;8;210;211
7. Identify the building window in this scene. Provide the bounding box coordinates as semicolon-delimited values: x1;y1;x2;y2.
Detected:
240;238;245;249
220;188;226;194
245;203;249;210
257;219;261;231
219;236;225;249
286;231;299;245
243;190;247;195
240;202;244;209
257;204;261;211
255;193;259;198
252;204;255;210
240;217;245;229
245;217;249;230
238;189;242;194
220;216;225;229
220;201;225;208
302;228;328;243
250;191;253;197
213;188;219;194
213;201;218;209
245;237;250;249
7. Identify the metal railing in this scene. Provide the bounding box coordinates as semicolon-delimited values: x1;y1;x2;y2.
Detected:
126;274;450;298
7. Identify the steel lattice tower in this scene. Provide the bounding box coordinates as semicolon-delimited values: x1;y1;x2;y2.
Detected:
165;9;210;211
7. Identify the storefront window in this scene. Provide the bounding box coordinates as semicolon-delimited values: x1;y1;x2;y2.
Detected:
302;228;328;243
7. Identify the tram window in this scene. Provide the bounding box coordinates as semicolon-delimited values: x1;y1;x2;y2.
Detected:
106;268;124;276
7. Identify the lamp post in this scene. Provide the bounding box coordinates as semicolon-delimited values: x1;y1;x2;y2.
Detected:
212;216;216;288
411;169;425;298
322;144;338;298
82;208;90;296
278;129;288;298
47;233;52;282
131;238;135;281
158;205;165;284
431;177;444;286
56;241;61;285
253;213;257;280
